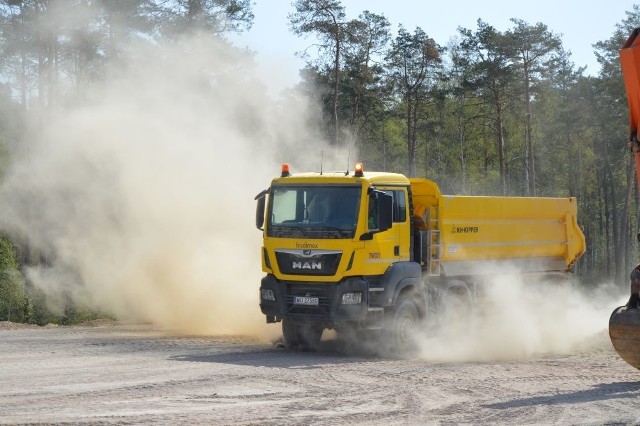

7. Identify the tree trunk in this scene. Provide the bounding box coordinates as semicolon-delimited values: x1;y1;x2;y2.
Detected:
406;91;417;176
38;48;45;108
602;169;611;278
331;36;340;145
496;104;507;195
607;165;620;283
524;62;535;196
618;157;635;283
19;51;28;109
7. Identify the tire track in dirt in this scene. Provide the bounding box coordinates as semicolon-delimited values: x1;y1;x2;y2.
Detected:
2;324;640;424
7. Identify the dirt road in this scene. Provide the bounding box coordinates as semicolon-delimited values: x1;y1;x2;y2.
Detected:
1;322;640;425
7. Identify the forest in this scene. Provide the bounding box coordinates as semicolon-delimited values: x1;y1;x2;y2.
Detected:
0;0;638;325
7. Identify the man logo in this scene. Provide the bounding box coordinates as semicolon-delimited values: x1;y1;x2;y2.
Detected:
303;249;312;256
293;261;322;270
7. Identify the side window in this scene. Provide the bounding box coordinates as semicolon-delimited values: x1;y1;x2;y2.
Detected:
394;190;406;223
382;189;407;223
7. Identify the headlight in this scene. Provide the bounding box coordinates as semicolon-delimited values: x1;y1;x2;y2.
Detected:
261;288;275;301
341;291;362;305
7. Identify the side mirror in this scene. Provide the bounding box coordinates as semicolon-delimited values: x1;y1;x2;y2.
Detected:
254;189;268;230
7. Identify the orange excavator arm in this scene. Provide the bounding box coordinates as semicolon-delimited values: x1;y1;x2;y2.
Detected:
609;28;640;371
620;28;640;190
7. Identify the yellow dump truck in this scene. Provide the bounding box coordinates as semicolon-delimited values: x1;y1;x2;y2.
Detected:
255;163;586;351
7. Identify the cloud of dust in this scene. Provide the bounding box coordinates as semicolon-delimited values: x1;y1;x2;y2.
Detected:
0;33;350;338
415;269;626;362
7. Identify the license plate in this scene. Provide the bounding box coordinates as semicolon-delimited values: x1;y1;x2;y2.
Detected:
294;296;319;306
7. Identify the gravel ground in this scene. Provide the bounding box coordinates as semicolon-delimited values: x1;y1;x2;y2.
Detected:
1;322;640;425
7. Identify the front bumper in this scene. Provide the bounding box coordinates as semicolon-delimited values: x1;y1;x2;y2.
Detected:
259;274;382;328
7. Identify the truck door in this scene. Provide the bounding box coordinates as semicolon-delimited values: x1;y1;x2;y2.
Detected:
386;188;410;261
367;187;410;264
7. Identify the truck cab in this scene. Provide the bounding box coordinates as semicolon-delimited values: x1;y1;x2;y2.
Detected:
255;163;424;350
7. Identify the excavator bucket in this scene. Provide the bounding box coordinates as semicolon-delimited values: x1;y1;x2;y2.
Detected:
610;28;640;370
610;306;640;370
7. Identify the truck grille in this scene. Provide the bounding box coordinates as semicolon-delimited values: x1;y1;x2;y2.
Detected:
275;250;342;276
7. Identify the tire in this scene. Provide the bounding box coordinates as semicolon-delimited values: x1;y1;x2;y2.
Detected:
386;299;420;355
281;319;323;351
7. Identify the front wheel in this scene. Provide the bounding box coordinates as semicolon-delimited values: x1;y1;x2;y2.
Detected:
282;319;323;351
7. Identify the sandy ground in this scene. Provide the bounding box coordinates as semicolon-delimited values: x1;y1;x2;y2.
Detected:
1;322;640;425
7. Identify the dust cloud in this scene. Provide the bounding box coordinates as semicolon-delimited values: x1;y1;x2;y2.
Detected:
0;34;343;338
415;271;625;362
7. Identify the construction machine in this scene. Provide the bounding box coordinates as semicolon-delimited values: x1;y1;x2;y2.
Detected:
256;163;586;353
609;28;640;370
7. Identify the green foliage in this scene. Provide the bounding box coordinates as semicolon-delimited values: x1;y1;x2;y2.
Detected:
25;285;59;326
0;0;637;309
386;26;443;177
291;3;640;283
0;237;26;322
157;0;254;36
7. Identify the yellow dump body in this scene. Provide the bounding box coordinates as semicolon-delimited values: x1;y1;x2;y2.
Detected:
410;178;586;276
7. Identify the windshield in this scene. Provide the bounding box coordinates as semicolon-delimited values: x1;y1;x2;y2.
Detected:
267;185;361;239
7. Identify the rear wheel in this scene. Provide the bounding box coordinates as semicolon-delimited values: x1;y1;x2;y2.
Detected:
387;299;420;355
282;319;323;351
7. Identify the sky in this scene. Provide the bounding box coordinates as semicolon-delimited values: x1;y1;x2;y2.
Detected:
234;1;639;93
